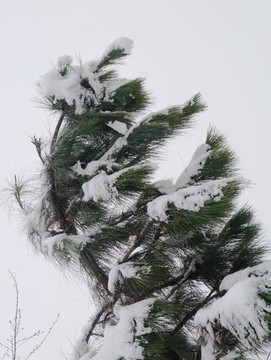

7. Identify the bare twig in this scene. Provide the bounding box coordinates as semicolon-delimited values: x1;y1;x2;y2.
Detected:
0;271;60;360
17;331;43;348
24;314;60;360
0;343;11;352
8;271;20;360
0;347;10;360
31;136;45;164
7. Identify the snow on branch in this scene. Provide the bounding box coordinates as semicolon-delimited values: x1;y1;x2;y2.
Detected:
81;165;149;203
195;261;271;359
148;177;239;222
89;298;154;360
155;143;212;195
42;234;91;257
106;120;128;135
219;260;271;292
100;37;134;59
108;262;151;293
39;39;133;115
72;106;176;180
175;143;212;189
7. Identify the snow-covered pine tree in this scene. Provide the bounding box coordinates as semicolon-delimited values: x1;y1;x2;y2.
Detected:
14;38;271;359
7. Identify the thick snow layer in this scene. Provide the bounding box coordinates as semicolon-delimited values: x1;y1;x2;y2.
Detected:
101;37;134;58
154;179;175;195
39;38;133;115
219;260;271;291
154;143;211;195
108;262;137;293
42;234;90;256
57;54;73;68
148;178;235;222
106;120;127;135
81;165;143;202
175;143;212;189
195;260;271;359
82;170;119;202
89;298;154;360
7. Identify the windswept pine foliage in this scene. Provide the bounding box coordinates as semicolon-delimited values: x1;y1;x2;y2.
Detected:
14;38;271;359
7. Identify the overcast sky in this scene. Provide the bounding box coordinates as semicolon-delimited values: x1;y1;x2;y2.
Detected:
0;1;270;359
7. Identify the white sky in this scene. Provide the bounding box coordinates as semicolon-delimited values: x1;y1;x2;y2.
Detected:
0;1;270;359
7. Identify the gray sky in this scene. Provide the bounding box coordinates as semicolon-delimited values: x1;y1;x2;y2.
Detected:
0;1;270;359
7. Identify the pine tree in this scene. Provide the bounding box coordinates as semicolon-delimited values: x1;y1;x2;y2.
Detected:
13;38;271;359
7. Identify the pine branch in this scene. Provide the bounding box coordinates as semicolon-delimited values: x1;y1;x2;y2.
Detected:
50;110;65;151
137;258;198;299
165;258;197;299
119;219;155;263
174;289;225;332
47;167;78;235
85;299;115;343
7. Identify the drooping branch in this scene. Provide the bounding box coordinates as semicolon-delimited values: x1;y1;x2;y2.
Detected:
85;299;116;343
135;257;198;300
165;258;197;299
174;289;226;332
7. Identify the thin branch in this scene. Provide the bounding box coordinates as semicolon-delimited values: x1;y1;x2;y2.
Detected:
31;136;45;164
0;272;59;360
174;289;225;332
85;297;119;344
50;110;65;151
129;257;198;301
8;271;20;360
0;347;10;360
0;343;11;352
23;314;60;360
17;331;43;348
119;219;155;264
165;258;197;299
13;176;25;212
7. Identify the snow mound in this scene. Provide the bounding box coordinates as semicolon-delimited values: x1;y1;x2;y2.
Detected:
148;178;237;222
89;298;154;360
195;260;271;359
39;38;133;115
